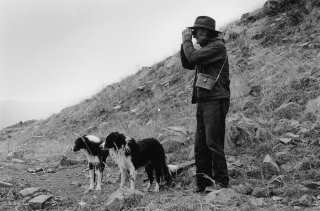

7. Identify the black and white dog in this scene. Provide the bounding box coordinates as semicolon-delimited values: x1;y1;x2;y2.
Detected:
72;135;109;191
100;132;177;192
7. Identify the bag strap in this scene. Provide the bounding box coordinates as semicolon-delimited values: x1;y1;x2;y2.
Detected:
215;55;227;83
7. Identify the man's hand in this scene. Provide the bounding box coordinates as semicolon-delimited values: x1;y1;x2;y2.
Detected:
182;28;192;43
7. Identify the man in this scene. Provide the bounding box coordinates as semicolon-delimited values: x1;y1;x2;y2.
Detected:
180;16;230;193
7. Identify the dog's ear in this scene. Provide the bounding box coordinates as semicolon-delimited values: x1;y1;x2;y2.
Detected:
124;139;135;155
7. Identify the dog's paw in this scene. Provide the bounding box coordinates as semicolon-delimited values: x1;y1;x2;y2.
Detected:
153;183;159;192
144;182;151;192
96;186;101;191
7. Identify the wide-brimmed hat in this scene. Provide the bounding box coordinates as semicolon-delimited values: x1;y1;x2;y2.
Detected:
188;16;221;33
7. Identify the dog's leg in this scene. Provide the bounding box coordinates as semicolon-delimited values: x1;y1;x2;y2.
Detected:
96;163;102;191
144;163;154;192
101;160;106;182
154;162;162;192
129;162;137;190
154;183;160;192
88;163;94;191
119;167;127;189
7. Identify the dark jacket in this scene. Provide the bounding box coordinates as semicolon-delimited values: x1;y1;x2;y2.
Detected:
180;38;230;104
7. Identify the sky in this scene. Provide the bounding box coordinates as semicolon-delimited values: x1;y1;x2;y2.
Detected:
0;0;267;129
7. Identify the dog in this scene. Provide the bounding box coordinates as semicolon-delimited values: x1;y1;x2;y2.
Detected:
100;132;178;192
72;135;109;191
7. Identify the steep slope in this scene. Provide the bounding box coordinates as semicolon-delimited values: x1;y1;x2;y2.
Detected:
1;0;320;210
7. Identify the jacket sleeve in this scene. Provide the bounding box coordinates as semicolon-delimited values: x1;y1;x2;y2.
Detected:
180;44;196;70
182;40;225;65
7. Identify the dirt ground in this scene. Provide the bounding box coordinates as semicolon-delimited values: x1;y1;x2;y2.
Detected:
0;157;195;211
0;158;137;210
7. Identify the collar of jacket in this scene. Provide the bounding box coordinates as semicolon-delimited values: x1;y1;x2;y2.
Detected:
200;37;224;47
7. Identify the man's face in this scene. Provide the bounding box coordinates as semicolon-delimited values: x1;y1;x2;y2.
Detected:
193;27;208;46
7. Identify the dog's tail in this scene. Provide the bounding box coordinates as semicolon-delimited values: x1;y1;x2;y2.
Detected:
161;163;178;182
168;164;178;177
158;141;178;182
160;155;178;182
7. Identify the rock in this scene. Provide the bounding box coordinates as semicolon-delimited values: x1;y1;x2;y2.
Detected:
19;187;41;197
7;151;23;159
7;152;15;158
252;33;264;40
283;132;299;140
252;187;271;197
272;187;286;196
71;181;82;187
240;12;250;21
58;155;82;166
27;167;43;173
233;183;253;195
224;26;243;41
273;102;303;119
272;196;283;201
104;188;144;211
130;108;138;113
245;17;267;39
112;105;121;110
298;194;313;207
165;56;179;69
248;197;267;206
300;124;320;143
205;188;239;205
263;0;281;16
158;126;189;143
246;167;262;179
28;195;53;210
273;119;300;135
249;86;262;97
264;0;307;17
160;139;184;153
301;181;320;189
0;181;13;188
11;158;25;163
158;126;189;153
268;175;284;187
225;113;258;152
262;154;280;178
228;165;242;179
46;168;56;173
78;201;87;207
278;137;292;144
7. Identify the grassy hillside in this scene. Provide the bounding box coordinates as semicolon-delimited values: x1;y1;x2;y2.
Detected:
1;0;320;210
1;0;320;161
